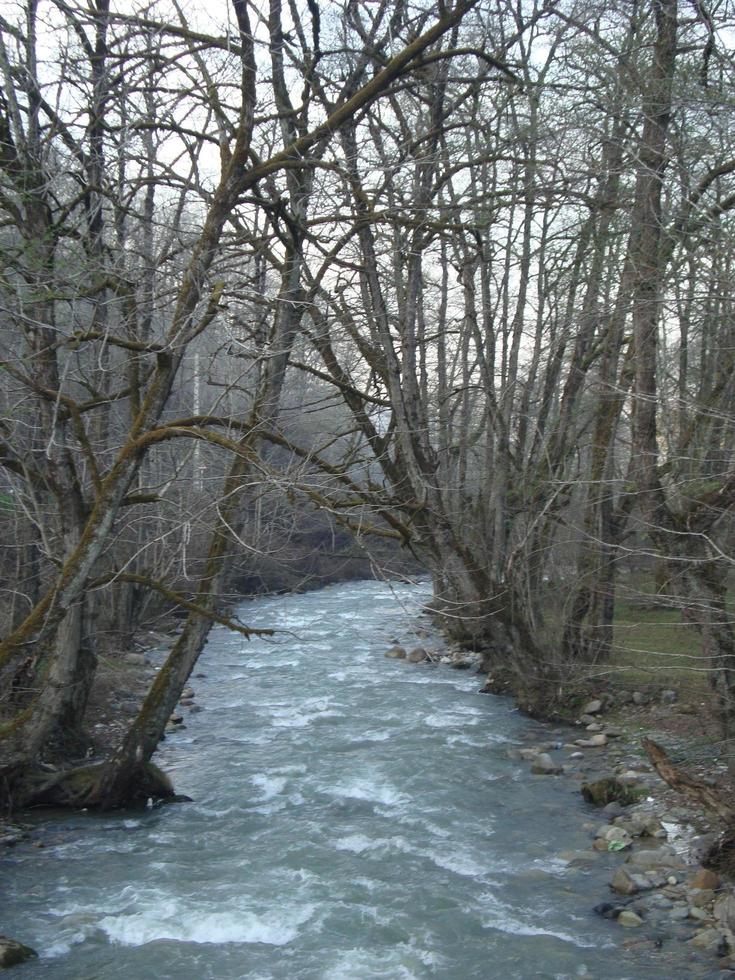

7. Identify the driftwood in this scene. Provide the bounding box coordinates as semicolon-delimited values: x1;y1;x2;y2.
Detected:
642;737;735;825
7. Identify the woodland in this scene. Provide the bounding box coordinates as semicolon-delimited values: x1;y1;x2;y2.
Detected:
0;0;734;811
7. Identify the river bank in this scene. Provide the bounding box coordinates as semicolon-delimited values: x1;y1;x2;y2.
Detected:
2;580;732;977
386;636;735;975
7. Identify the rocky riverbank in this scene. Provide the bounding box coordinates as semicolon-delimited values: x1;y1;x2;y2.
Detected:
385;640;735;975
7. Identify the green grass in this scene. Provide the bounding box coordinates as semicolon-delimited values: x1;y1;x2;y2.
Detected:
610;594;709;691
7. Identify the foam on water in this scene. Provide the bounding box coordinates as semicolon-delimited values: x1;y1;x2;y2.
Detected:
98;900;315;947
251;774;288;800
328;775;409;807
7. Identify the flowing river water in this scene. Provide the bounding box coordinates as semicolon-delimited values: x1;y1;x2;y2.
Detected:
3;580;697;979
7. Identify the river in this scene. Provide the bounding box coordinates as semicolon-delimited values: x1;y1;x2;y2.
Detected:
3;580;694;978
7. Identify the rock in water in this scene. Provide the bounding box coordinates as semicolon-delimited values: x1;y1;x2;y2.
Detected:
0;936;38;968
384;646;407;659
611;868;640;895
531;753;563;775
407;647;428;663
617;910;643;928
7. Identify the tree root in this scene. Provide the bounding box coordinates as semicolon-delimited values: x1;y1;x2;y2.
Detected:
2;760;180;812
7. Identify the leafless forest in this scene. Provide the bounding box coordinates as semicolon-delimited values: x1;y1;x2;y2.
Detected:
0;0;734;809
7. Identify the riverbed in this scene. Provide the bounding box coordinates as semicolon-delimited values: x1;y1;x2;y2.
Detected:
2;580;694;978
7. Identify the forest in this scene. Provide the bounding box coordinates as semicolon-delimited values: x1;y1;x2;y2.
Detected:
0;0;734;815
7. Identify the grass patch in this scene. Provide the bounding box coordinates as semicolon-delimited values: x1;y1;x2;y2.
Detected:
610;594;709;692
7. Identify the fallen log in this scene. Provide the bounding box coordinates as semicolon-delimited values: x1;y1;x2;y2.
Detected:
642;737;735;824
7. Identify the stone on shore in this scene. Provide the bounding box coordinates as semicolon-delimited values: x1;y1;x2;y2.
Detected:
626;846;685;870
689;868;720;891
0;936;38;968
688;888;716;908
714;894;735;932
583;699;603;715
690;927;723;951
575;734;607;748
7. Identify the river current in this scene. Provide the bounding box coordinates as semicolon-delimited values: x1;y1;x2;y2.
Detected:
3;580;694;978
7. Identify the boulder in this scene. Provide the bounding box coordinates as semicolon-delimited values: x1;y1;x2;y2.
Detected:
519;747;541;760
602;801;626;820
531;753;563;775
617;910;643;928
585;722;604;733
611;868;640;895
384;646;407;659
583;699;603;715
407;647;428;663
0;936;38;968
599;826;632;848
689;868;720;891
